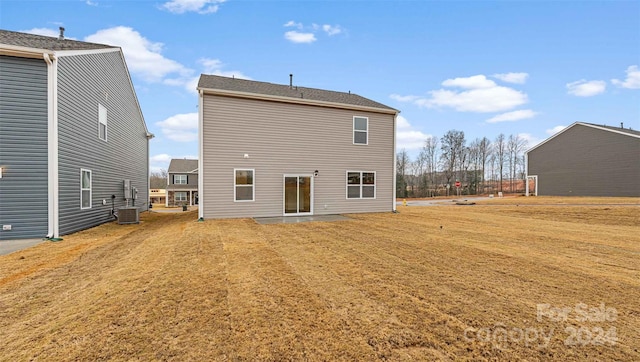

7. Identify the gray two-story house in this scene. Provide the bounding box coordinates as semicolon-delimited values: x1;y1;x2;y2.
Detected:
0;29;151;240
197;75;398;219
527;122;640;196
166;158;198;207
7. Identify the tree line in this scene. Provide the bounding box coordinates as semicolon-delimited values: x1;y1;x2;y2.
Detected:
396;130;529;198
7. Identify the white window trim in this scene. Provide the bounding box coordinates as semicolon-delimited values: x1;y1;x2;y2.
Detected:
234;168;255;202
98;104;107;142
353;116;369;145
346;170;376;200
80;168;92;209
174;174;187;185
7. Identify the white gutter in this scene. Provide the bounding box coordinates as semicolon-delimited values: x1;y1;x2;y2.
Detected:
392;113;397;212
44;53;59;238
198;89;205;219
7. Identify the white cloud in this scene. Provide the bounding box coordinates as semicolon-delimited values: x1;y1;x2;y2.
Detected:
161;0;225;14
396;115;432;150
545;125;567;135
283;21;343;43
418;86;528;113
85;26;190;83
566;79;606;97
322;24;342;36
390;94;420;102
486;109;537;123
611;65;640;89
284;31;317;44
86;0;98;6
284;21;303;29
518;133;542;150
394;74;528;113
176;58;251;94
441;75;496;89
493;72;529;84
155;113;198;142
150;154;173;164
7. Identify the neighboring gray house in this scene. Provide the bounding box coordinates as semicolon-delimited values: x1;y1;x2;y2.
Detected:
526;122;640;197
166;159;198;206
0;29;151;240
197;74;398;219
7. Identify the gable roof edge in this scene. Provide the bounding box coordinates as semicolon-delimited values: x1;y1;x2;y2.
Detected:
526;122;640;154
198;87;399;115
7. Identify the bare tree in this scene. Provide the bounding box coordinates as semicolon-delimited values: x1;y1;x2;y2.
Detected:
508;134;528;193
150;169;168;188
421;136;439;196
494;134;506;193
440;130;465;195
396;149;410;198
478;137;491;194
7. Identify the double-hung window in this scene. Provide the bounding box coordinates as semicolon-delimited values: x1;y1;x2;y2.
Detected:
174;174;187;184
175;192;187;202
81;169;92;209
235;169;254;202
98;104;107;141
353;116;368;145
347;171;376;199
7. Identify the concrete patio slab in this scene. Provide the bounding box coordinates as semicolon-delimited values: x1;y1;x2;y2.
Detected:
0;238;46;256
254;214;351;225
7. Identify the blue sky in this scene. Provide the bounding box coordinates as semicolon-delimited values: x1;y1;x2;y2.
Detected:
2;0;639;171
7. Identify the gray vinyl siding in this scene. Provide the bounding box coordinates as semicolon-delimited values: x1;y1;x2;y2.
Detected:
527;124;640;196
201;94;395;218
0;56;49;240
168;173;198;189
56;51;149;235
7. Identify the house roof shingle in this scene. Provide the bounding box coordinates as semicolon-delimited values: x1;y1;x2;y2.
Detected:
583;122;640;137
168;159;198;173
198;74;397;112
0;29;114;51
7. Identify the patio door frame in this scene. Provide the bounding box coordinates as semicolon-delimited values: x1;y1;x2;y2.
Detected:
283;174;314;216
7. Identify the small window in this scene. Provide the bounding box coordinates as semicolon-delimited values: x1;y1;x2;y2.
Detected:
81;169;92;209
98;104;107;141
175;192;187;202
235;169;254;202
174;175;187;184
353;116;368;145
346;171;376;199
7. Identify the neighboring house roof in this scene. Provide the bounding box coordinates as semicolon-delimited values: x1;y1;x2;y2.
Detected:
0;29;114;51
197;74;398;114
527;121;640;154
168;159;199;173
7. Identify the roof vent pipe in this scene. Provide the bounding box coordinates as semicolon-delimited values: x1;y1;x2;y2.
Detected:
621;122;624;128
59;27;65;40
289;74;293;88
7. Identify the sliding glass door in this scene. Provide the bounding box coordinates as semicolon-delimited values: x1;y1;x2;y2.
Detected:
284;175;313;215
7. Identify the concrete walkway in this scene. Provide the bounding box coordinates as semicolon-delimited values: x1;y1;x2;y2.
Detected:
254;214;351;225
0;238;46;256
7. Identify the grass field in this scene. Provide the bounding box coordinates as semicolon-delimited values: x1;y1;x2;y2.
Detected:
0;197;638;360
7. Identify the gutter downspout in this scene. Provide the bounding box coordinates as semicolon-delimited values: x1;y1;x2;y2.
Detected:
392;112;398;212
197;89;204;221
44;53;60;239
146;132;154;211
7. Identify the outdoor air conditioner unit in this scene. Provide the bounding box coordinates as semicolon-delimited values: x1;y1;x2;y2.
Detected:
118;207;139;224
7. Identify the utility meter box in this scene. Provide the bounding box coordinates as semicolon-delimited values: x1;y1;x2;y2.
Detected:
123;179;131;200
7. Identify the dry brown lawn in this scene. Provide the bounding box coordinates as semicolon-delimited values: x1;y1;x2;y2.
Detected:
0;198;638;361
